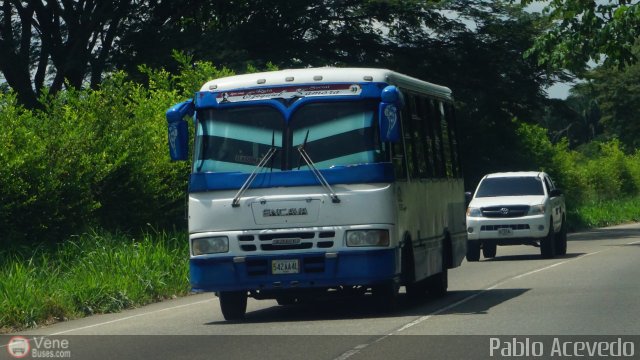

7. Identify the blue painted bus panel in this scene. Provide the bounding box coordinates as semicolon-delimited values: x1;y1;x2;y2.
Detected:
188;162;394;192
189;249;397;292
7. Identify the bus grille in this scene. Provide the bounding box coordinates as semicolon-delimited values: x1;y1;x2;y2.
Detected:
237;231;336;252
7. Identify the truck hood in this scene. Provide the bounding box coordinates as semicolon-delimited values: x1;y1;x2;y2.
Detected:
469;195;546;208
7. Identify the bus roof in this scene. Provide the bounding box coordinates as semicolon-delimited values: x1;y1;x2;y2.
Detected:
200;67;453;101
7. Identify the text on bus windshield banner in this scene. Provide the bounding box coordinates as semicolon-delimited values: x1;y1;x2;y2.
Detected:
216;84;362;103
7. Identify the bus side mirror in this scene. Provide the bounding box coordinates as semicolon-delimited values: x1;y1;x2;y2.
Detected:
465;191;473;207
379;86;403;143
166;100;194;161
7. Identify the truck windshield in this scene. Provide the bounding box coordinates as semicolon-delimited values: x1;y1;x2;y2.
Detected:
290;101;384;170
475;177;544;197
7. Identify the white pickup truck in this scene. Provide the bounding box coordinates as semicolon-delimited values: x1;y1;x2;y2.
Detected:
465;171;567;261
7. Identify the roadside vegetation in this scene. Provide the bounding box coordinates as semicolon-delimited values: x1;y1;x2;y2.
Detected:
0;230;189;333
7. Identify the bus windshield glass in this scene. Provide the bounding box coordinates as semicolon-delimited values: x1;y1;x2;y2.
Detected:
290;101;384;170
475;177;544;197
194;106;284;173
194;101;385;173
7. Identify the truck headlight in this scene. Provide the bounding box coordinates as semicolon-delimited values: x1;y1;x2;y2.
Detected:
528;204;545;215
466;207;482;217
346;230;390;247
192;236;229;255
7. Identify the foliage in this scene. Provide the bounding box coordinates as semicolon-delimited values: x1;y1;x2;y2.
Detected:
520;0;640;74
515;121;640;219
0;230;189;332
579;59;640;151
569;197;640;230
0;54;235;246
0;0;134;108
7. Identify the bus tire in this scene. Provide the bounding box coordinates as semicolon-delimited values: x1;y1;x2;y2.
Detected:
402;237;425;299
541;219;556;259
426;268;448;297
467;240;480;262
373;280;399;312
276;296;297;306
482;239;497;258
219;291;247;321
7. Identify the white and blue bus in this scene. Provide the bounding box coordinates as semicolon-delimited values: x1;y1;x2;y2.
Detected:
166;68;467;320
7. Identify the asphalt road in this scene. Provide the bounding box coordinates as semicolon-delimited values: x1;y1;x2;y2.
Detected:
3;223;640;360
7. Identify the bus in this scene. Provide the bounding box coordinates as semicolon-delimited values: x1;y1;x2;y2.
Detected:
165;67;467;320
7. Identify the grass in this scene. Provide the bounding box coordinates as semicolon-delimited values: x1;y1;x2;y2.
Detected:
567;196;640;231
0;230;190;333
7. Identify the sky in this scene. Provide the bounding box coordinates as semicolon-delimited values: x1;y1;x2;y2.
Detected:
546;82;573;99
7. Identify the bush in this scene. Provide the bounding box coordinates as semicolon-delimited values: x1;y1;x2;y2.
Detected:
0;55;242;246
516;120;640;216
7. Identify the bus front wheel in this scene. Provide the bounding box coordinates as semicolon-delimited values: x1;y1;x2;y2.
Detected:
219;291;247;321
373;280;399;312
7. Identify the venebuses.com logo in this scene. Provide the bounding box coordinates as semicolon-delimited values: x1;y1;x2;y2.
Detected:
6;336;71;359
6;336;30;358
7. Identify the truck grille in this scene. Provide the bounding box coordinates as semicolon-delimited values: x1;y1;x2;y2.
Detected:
481;205;530;218
481;224;530;231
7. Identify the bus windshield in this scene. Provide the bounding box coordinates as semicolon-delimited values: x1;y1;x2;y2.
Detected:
194;106;284;173
194;101;385;173
290;101;384;170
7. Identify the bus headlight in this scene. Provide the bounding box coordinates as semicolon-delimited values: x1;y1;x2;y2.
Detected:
346;230;390;247
192;236;229;255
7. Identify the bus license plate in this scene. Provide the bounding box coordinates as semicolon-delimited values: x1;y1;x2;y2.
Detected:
498;228;513;236
272;259;299;274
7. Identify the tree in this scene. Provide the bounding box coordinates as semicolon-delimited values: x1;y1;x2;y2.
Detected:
0;0;132;108
520;0;640;74
578;62;640;151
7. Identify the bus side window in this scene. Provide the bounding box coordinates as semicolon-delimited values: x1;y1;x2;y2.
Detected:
418;96;436;178
439;101;454;178
400;98;415;179
408;94;427;178
444;103;461;177
392;127;408;181
429;99;446;178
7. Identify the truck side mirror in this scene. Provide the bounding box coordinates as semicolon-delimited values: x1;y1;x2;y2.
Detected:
550;189;563;197
379;86;404;143
166;100;194;161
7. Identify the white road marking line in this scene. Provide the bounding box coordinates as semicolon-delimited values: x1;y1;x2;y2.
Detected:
332;249;606;360
49;298;214;335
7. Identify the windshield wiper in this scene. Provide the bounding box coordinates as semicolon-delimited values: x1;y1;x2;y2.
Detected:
297;130;340;203
231;131;278;207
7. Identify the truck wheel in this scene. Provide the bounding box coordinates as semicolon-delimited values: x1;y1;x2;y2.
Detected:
219;291;247;321
555;218;568;255
540;220;556;259
482;239;497;258
467;240;480;262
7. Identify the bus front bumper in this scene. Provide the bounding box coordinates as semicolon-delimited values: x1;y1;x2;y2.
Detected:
189;249;398;292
